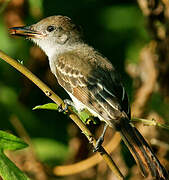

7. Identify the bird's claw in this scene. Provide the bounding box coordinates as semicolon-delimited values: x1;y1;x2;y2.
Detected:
93;136;104;152
58;104;68;112
58;99;74;112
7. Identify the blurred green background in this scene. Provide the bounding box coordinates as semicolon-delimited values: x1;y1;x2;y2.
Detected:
0;0;168;179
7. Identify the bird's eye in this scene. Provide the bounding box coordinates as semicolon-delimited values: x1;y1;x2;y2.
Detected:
47;25;55;32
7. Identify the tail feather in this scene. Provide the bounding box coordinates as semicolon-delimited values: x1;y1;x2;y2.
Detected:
119;122;168;180
134;126;168;179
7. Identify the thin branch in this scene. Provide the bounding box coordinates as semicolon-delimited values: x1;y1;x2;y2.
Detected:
0;50;124;180
131;117;169;131
0;50;63;106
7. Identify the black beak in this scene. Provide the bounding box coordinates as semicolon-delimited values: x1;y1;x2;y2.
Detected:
9;26;43;38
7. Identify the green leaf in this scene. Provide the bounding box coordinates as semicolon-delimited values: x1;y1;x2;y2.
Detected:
0;130;28;150
33;103;59;111
78;109;91;123
78;109;97;124
0;149;30;180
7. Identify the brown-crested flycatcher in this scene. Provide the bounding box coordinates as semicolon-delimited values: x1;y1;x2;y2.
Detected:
10;15;168;179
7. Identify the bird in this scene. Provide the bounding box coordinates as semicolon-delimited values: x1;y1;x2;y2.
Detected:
10;15;168;179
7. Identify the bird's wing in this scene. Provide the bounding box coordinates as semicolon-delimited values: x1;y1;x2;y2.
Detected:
54;52;130;124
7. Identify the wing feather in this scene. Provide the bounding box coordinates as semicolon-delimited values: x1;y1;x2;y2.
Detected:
54;52;130;122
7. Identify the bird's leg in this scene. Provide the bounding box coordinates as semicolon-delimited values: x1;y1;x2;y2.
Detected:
58;99;74;112
93;123;108;152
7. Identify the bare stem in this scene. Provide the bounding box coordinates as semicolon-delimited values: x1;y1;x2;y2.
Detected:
0;50;124;180
131;117;169;131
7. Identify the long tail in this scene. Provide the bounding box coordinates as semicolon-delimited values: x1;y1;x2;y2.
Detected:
119;121;168;179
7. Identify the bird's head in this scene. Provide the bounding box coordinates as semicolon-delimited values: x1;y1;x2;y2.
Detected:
10;15;82;57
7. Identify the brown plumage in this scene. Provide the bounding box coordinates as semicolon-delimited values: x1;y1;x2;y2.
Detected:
10;15;169;179
54;45;168;179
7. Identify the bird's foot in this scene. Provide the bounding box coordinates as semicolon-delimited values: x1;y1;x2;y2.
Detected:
93;136;104;152
93;123;108;152
58;99;74;112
